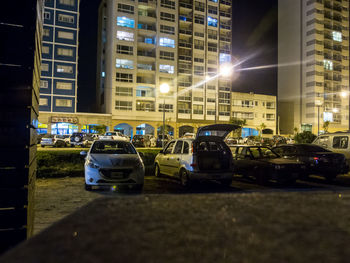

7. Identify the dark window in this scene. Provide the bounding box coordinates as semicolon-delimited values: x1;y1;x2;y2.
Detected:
173;141;183;154
183;142;190;154
333;136;349;149
164;141;176;154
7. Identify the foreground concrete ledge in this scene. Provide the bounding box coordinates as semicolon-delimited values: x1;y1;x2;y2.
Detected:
2;192;350;263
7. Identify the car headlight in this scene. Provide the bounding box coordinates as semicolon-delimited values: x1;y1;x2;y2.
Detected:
87;159;100;169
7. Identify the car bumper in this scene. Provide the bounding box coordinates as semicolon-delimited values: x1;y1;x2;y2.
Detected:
188;171;233;181
85;166;144;186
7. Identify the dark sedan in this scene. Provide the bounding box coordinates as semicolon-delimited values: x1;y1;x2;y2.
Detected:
231;145;303;185
272;144;349;180
132;135;151;147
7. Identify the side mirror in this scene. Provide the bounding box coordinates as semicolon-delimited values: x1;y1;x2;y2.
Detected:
80;151;87;156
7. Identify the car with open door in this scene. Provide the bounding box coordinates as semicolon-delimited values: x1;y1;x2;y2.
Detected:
154;124;238;187
272;144;348;181
231;145;303;185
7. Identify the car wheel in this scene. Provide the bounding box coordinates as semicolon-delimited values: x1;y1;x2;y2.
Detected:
85;183;92;191
180;169;191;188
155;164;161;177
220;178;232;186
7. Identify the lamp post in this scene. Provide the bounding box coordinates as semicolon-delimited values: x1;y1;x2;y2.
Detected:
315;100;322;136
160;83;170;149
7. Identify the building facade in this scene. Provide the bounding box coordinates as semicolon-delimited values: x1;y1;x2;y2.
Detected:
231;92;277;136
96;0;232;138
39;0;80;113
278;0;349;135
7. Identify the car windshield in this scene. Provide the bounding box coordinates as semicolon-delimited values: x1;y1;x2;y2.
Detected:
249;147;279;159
297;145;330;153
90;141;136;154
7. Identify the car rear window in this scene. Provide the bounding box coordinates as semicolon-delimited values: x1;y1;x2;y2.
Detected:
91;141;136;154
197;141;225;152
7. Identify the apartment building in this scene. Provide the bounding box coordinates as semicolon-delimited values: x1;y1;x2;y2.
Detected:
278;0;349;134
96;0;232;138
231;92;277;136
39;0;80;114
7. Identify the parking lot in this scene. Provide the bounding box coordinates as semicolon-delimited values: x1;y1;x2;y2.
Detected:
34;173;350;234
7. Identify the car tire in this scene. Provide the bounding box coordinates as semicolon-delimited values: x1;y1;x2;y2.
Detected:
85;183;92;191
155;164;161;177
180;169;191;188
220;178;232;186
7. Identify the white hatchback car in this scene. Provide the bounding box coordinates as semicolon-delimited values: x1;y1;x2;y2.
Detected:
154;124;238;187
81;140;144;191
99;131;129;141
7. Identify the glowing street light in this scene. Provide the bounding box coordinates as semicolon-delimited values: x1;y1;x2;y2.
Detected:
341;91;348;98
332;108;339;113
220;63;234;77
160;83;170;149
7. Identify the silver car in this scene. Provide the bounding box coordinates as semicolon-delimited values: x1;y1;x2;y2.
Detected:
154;124;238;187
81;139;145;191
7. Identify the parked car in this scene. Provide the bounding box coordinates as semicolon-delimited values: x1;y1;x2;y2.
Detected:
154;124;238;187
244;135;259;145
231;145;303;185
132;135;152;147
70;133;95;147
272;144;349;180
80;139;144;191
313;132;350;161
37;133;46;144
40;134;70;147
225;137;239;146
100;131;129;141
149;135;157;147
156;134;172;147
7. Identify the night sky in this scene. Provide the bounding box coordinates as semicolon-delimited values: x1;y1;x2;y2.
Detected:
77;0;278;112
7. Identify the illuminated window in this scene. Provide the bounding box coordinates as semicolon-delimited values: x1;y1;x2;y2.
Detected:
116;59;134;69
58;14;74;23
43;28;50;37
57;65;73;73
42;46;50;54
57;31;74;40
220;53;231;64
159;37;175;48
208;16;217;27
324;59;333;70
57;47;73;57
59;0;75;6
136;86;155;97
116;87;133;96
117;17;135;28
41;63;49;72
56;82;72;90
56;99;72;107
332;31;342;42
39;98;48;106
159;64;174;74
40;80;48;89
115;101;132;110
116;31;134;41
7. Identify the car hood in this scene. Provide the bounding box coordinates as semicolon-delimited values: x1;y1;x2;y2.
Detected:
89;154;141;168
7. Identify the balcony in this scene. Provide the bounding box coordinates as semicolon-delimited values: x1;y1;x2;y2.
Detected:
179;41;192;48
137;51;156;58
220;23;231;30
137;76;155;85
138;24;156;32
179;1;192;9
220;0;231;6
179;15;193;23
220;11;231;18
179;29;192;35
220;35;230;42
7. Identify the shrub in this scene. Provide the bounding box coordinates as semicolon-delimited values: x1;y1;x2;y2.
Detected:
36;148;160;178
293;131;317;144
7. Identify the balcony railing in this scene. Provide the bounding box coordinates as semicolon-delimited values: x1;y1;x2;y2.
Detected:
179;29;192;35
179;41;192;48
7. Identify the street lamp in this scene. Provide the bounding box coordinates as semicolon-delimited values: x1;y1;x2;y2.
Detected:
315;100;323;135
160;83;170;149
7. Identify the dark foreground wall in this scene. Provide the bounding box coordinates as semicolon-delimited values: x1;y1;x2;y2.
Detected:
0;0;43;253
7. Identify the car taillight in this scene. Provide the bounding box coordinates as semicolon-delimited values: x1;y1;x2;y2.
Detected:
313;157;319;160
190;163;197;167
191;143;195;154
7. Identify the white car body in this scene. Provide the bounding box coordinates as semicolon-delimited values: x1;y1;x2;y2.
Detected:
41;135;70;147
100;131;129;141
82;139;144;190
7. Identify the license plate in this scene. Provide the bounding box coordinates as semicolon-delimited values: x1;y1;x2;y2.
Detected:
111;172;124;178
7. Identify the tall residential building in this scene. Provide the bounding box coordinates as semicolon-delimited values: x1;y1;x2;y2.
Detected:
96;0;232;138
278;0;349;135
39;0;80;114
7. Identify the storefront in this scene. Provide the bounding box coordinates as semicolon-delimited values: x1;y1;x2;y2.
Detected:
50;116;79;135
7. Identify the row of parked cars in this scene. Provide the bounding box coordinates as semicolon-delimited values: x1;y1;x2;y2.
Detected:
80;124;350;191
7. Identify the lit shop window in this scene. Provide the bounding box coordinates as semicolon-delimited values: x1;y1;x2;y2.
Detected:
159;64;174;74
57;65;73;73
40;80;48;89
116;59;134;69
208;16;217;27
58;14;74;23
117;17;135;28
41;63;49;72
332;31;342;42
159;37;175;48
117;31;134;41
324;60;333;70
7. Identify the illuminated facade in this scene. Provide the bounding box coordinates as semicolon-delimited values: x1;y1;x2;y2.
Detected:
96;0;232;137
39;0;80;113
278;0;349;134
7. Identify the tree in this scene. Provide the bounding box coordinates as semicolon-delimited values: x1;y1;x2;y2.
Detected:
230;118;246;137
323;121;330;133
293;127;299;135
93;125;107;134
294;131;317;143
257;123;267;137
